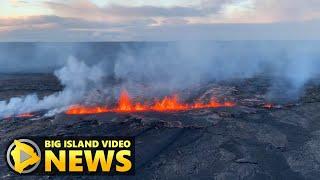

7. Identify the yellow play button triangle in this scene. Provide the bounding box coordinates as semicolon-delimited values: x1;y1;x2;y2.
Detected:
20;149;32;162
10;140;41;173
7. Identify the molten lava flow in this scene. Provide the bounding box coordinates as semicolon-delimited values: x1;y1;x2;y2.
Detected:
16;113;34;118
263;103;273;109
116;90;146;112
65;89;236;115
153;95;188;111
118;89;131;111
66;105;109;115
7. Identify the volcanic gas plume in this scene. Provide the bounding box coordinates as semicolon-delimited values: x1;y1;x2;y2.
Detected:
65;89;235;115
2;41;320;119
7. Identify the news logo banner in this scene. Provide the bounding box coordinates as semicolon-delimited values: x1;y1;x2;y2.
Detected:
5;137;135;175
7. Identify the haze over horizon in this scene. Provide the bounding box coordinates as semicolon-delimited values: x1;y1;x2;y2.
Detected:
1;0;320;41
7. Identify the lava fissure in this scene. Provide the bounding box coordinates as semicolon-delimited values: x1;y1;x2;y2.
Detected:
16;113;34;118
66;89;236;115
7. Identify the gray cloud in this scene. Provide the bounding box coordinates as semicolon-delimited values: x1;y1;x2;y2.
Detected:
104;5;205;17
1;16;320;41
1;0;320;41
0;15;156;41
0;15;155;29
242;0;320;22
45;0;220;19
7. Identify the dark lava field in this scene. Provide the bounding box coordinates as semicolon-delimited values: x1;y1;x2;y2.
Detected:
1;74;320;180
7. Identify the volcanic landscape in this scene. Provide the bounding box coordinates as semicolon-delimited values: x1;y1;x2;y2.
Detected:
1;73;320;180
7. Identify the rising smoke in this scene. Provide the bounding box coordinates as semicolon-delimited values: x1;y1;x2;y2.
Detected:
0;41;319;117
0;57;106;117
115;41;320;99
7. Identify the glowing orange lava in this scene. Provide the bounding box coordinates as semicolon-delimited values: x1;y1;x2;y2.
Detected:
16;113;34;118
263;103;273;109
153;95;188;111
66;105;108;115
66;89;236;115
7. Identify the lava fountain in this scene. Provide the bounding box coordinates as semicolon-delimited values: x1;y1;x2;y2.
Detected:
66;89;235;115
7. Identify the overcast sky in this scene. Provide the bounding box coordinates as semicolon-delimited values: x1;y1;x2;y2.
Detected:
1;0;320;41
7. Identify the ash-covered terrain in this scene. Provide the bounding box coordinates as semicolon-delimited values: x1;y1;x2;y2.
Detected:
1;74;320;180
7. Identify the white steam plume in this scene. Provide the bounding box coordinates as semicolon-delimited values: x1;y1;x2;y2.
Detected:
1;42;320;118
114;42;320;100
0;57;105;118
